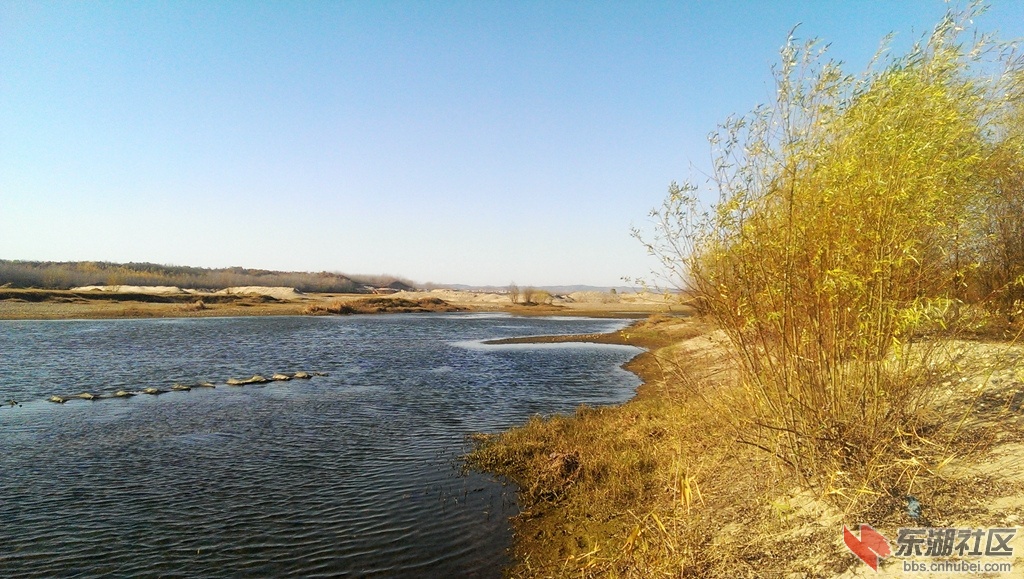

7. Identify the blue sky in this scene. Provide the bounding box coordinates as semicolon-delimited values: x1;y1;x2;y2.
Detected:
2;1;1023;287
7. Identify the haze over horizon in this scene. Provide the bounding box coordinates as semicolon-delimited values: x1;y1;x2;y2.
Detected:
4;1;1023;287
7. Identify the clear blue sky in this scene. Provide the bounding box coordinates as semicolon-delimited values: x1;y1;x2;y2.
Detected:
3;1;1022;287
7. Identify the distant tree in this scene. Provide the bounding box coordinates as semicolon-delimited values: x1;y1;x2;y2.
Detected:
534;289;553;305
508;282;520;304
0;260;375;293
521;286;537;305
599;288;620;303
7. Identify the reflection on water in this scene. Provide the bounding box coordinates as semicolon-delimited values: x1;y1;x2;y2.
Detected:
0;314;640;577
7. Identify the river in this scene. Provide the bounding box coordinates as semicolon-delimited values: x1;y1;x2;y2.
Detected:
0;313;641;577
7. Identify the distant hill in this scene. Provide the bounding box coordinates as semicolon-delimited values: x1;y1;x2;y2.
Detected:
0;260;415;294
0;260;656;296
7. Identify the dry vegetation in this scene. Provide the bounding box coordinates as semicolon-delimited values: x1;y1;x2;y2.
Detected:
469;6;1024;576
178;299;209;312
0;288;305;319
469;316;1024;577
0;260;414;293
507;283;555;306
301;297;463;315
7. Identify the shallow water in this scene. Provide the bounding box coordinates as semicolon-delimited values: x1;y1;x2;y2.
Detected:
0;313;641;577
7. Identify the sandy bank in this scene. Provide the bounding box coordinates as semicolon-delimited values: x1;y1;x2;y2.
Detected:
213;286;307;300
72;285;189;295
467;315;1024;577
71;284;308;300
0;287;678;320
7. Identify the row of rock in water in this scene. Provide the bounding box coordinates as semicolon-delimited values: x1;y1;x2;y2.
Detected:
43;371;329;404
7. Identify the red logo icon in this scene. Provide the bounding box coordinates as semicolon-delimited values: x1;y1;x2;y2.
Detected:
844;524;892;571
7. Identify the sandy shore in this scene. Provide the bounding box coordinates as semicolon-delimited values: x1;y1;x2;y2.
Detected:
468;316;1024;577
0;288;683;320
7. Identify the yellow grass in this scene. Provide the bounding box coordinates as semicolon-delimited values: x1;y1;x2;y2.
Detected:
466;315;1024;577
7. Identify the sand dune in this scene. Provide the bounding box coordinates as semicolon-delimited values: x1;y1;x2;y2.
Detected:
72;285;188;295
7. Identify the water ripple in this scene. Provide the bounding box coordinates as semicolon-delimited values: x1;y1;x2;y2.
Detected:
0;314;640;577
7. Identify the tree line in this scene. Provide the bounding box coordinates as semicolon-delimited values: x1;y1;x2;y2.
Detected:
506;283;554;305
0;260;415;294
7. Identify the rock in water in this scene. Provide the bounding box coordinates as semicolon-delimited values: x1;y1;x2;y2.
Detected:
293;371;312;379
114;390;135;398
171;384;192;391
271;373;292;381
48;395;66;404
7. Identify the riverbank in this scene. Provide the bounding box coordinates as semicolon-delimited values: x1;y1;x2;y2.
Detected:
0;288;678;320
467;315;1024;577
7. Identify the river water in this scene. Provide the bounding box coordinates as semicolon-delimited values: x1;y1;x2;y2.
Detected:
0;313;641;577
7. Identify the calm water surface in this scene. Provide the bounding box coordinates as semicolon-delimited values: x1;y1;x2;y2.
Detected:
0;313;641;577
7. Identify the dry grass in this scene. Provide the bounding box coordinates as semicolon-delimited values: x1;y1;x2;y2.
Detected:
301;296;463;315
467;316;809;576
0;289;310;319
466;315;1024;577
179;299;208;312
